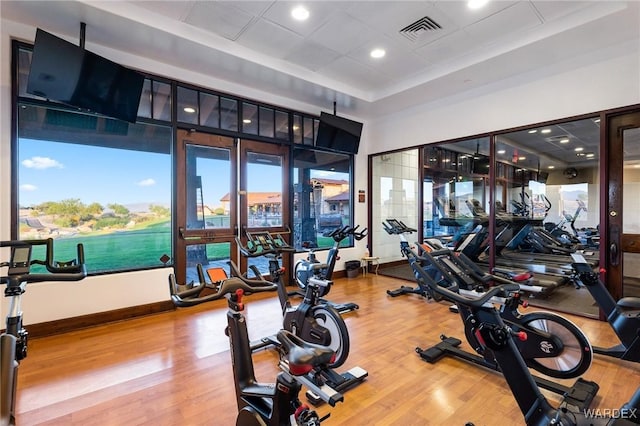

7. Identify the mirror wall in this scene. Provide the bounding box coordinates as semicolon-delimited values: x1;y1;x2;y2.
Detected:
372;116;602;317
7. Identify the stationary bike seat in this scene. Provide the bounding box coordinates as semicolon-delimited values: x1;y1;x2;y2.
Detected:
617;297;640;310
277;330;335;375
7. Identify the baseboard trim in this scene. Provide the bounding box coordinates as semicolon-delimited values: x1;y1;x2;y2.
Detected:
26;300;176;338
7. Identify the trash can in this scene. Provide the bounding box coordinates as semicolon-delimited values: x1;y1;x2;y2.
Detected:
345;260;361;278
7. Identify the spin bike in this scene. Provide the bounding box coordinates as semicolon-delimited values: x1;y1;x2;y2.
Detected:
169;272;343;425
413;260;639;425
236;230;367;404
573;254;640;362
1;238;87;426
382;221;598;410
292;225;367;315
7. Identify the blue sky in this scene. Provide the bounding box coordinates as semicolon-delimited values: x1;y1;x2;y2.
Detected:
19;138;171;207
18;138;327;209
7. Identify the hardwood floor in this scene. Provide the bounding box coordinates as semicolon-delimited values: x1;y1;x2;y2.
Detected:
16;273;640;425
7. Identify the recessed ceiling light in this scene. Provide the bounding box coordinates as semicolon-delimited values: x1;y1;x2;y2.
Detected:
497;149;506;154
540;129;552;134
560;138;570;143
243;119;252;124
183;107;196;113
291;6;309;21
528;130;538;134
370;48;386;59
575;147;584;152
518;156;526;160
586;153;595;158
468;0;489;9
548;165;555;169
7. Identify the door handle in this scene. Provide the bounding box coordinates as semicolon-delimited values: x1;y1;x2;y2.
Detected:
610;242;619;266
610;224;620;266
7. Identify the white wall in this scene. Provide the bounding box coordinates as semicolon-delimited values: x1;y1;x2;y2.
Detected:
367;42;640;153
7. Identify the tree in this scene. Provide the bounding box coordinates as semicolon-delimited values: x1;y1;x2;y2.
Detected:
84;202;104;216
150;204;170;217
108;203;130;215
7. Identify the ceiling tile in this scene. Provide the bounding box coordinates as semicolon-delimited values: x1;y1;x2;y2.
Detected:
413;29;484;65
307;12;379;55
432;0;519;29
261;1;344;37
216;1;274;17
236;18;304;59
184;2;256;41
344;1;444;35
529;1;592;23
464;2;543;42
346;34;429;79
283;41;342;72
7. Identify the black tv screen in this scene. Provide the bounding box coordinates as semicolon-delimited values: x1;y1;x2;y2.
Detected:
315;112;363;154
471;154;490;174
27;28;144;123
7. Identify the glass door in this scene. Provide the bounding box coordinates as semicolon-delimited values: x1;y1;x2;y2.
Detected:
175;130;236;284
238;140;290;281
606;111;640;301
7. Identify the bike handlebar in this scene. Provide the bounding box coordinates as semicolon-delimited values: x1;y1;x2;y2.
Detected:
383;219;417;235
324;224;368;242
237;230;296;258
406;245;521;308
169;272;277;307
0;238;87;285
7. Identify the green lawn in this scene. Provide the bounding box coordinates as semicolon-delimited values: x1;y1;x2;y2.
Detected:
28;220;347;274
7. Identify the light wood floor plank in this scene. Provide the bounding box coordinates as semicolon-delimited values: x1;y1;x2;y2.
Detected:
15;274;640;425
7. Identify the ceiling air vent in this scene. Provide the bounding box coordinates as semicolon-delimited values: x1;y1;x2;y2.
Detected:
399;16;442;42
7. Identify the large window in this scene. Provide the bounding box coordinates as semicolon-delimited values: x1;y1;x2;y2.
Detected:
292;148;352;251
17;105;172;274
13;41;356;276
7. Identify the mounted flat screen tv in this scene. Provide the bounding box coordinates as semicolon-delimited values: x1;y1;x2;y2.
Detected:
315;112;363;154
471;154;490;174
26;28;144;123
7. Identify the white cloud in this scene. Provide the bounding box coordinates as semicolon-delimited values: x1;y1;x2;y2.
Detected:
137;178;156;187
20;184;37;191
22;156;63;169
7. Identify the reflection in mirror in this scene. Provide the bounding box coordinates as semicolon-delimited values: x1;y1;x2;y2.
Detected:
422;138;489;247
495;117;601;317
622;127;640;298
372;150;419;263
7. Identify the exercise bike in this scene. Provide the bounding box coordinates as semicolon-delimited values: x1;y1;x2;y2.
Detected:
292;225;367;315
572;254;640;362
1;238;87;426
412;258;639;425
169;272;343;425
236;230;367;404
382;220;599;410
237;230;349;366
383;218;541;297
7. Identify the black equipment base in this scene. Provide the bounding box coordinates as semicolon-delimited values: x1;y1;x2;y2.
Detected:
416;335;599;413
